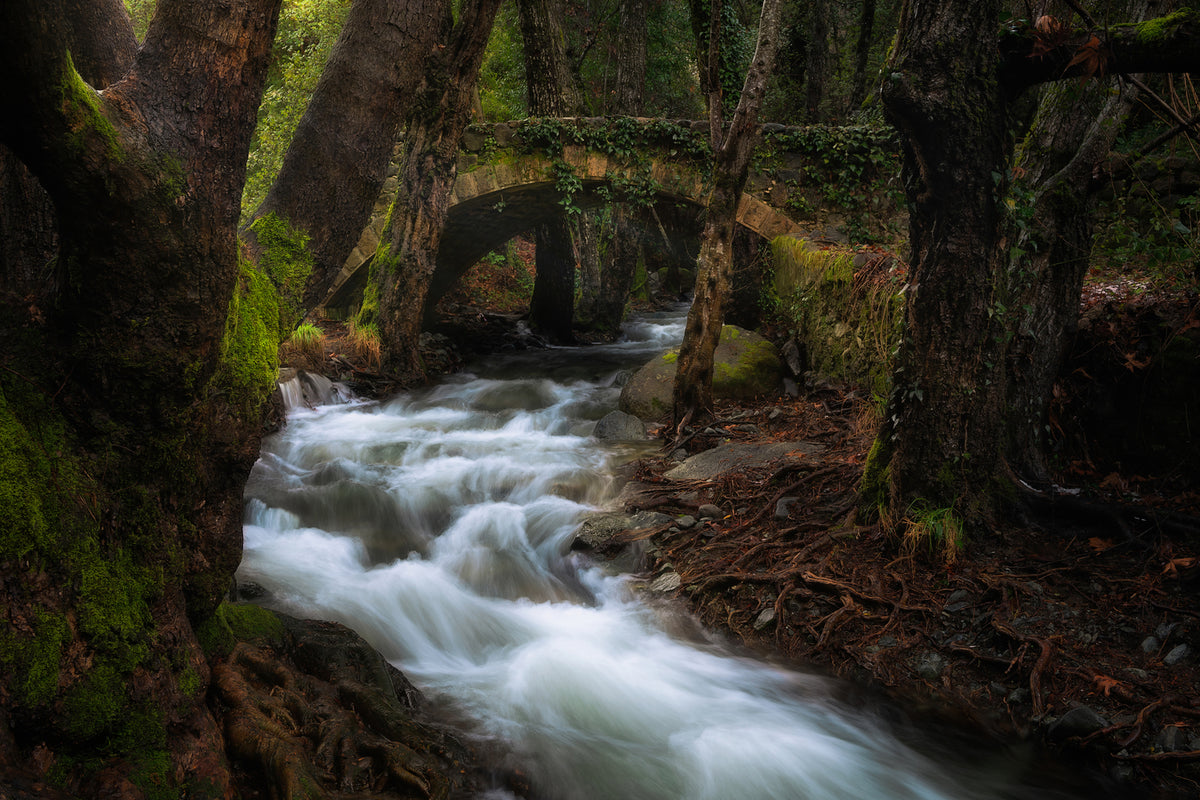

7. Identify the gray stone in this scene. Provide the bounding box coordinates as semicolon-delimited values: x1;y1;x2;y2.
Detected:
663;441;822;482
676;515;697;529
650;571;681;593
1047;706;1109;741
753;607;777;630
492;123;515;146
774;497;800;520
593;410;648;441
697;504;723;519
1155;725;1187;752
1163;644;1191;666
915;652;946;680
1007;688;1030;705
573;511;670;550
1155;622;1177;640
1140;636;1160;654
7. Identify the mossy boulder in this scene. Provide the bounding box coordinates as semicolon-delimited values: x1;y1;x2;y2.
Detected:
618;325;782;421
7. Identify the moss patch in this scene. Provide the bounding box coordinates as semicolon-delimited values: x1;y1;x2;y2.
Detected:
197;601;287;657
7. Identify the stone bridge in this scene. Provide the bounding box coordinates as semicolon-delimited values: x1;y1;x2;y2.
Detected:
319;118;900;314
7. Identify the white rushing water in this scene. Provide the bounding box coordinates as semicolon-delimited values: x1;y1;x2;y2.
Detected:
239;309;1071;800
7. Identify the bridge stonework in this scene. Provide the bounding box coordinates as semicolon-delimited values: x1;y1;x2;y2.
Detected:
319;118;900;313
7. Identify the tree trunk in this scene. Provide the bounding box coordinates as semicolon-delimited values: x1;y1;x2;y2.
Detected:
1005;3;1149;483
246;0;447;310
0;0;280;791
613;0;648;115
672;0;782;427
369;0;502;376
868;0;1011;529
804;0;829;119
849;0;876;110
519;0;587;342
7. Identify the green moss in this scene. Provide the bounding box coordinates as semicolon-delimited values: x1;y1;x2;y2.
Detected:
248;212;315;331
0;609;69;707
196;601;286;657
713;339;780;393
661;351;678;364
1134;8;1198;46
215;254;283;414
0;388;57;559
59;52;122;162
858;437;892;517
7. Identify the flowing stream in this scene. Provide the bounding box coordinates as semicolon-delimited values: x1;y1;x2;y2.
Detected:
239;309;1082;800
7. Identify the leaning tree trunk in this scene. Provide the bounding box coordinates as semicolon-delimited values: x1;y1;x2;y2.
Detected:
246;0;447;310
370;0;503;376
868;0;1012;528
0;0;280;793
672;0;782;428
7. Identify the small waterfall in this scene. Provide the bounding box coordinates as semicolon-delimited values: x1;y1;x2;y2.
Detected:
240;309;1078;800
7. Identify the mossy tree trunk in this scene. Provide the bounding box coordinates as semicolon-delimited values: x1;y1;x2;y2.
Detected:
672;0;782;429
0;0;281;793
368;0;503;377
245;0;448;310
864;0;1186;538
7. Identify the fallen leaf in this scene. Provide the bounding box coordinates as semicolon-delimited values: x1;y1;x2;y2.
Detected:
1089;537;1115;553
1162;557;1198;578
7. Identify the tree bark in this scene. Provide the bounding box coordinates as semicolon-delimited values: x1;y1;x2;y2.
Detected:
1005;2;1149;483
869;0;1012;526
369;0;503;376
613;0;648;115
672;0;782;428
804;0;829;120
849;0;876;110
246;0;448;310
0;0;280;791
519;0;587;342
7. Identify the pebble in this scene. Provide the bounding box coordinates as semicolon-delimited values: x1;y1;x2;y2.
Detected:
697;504;723;519
774;497;799;519
649;571;681;593
1140;635;1160;654
1163;644;1191;666
675;515;696;529
915;652;946;680
1155;725;1187;752
1047;706;1109;741
753;607;776;630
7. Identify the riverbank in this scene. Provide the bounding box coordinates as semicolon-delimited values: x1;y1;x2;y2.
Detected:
284;306;1198;799
611;388;1199;799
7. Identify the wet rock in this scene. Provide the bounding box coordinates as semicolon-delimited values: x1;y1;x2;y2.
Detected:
593;410;648;441
1047;706;1109;741
618;325;783;420
573;510;672;550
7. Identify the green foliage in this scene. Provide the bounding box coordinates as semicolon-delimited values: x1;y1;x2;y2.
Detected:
478;3;527;120
763;125;903;244
902;501;966;564
242;0;351;218
122;0;156;41
216;254;284;415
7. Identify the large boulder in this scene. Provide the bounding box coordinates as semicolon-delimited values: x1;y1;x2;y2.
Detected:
618;325;782;420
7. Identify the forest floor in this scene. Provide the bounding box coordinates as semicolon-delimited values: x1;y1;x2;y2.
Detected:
290;275;1200;799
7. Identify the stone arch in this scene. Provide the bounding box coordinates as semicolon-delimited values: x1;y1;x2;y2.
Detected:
318;147;803;314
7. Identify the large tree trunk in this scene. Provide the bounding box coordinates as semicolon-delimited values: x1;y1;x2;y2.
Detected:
369;0;502;376
672;0;782;428
849;0;876;110
246;0;447;310
519;0;587;342
868;0;1011;530
803;0;829;119
0;0;281;792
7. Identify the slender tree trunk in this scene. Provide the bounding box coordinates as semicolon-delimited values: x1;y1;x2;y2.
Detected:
849;0;876;110
672;0;782;428
246;0;447;310
804;0;829;119
371;0;502;376
613;0;648;114
1006;3;1149;483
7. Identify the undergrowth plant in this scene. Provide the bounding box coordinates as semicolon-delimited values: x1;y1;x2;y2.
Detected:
348;320;381;370
901;502;966;564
